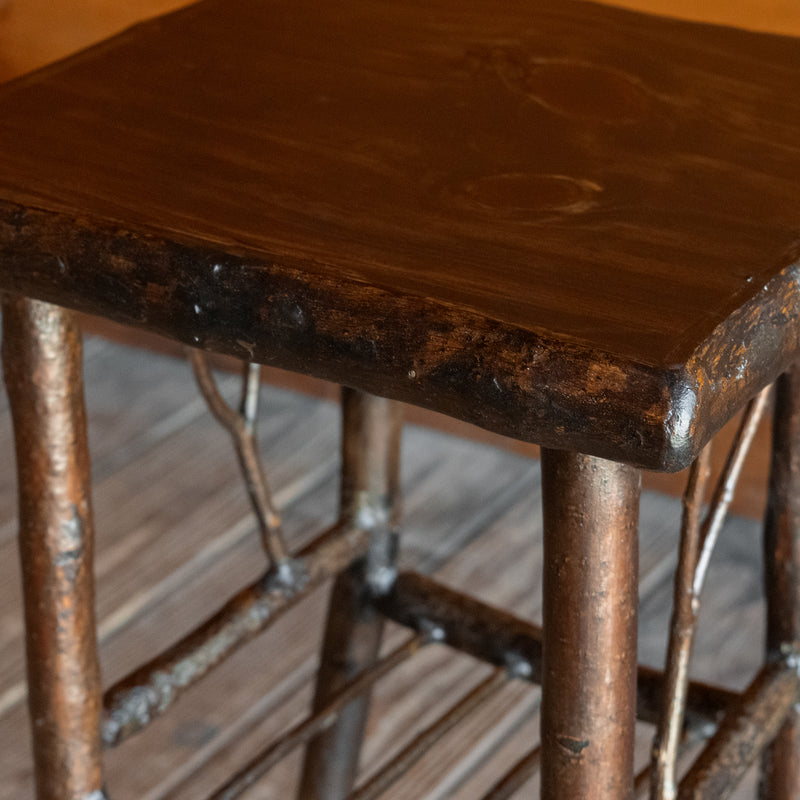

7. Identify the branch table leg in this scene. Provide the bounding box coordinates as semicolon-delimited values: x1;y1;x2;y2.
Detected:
2;296;106;800
761;365;800;800
299;388;403;799
541;449;640;800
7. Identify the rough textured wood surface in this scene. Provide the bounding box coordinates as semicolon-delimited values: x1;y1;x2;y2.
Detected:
0;337;768;797
0;0;799;469
78;313;776;521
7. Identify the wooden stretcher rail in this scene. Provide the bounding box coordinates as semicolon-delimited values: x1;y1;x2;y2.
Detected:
677;662;800;800
102;522;370;746
377;571;741;731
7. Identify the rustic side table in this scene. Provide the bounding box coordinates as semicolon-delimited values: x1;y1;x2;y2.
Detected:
1;1;800;798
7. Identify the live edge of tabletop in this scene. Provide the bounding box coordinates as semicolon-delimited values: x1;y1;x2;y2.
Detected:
0;0;799;472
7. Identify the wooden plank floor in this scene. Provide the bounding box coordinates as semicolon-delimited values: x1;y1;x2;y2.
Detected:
0;333;766;799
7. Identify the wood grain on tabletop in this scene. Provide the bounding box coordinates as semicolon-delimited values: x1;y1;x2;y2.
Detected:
1;0;799;471
0;0;797;483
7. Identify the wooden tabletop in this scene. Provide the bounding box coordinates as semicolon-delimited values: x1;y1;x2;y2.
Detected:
1;0;799;470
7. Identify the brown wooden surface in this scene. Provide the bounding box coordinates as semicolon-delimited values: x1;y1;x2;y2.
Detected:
1;0;800;469
2;0;780;507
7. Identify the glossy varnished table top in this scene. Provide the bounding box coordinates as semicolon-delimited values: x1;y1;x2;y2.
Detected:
1;0;799;470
